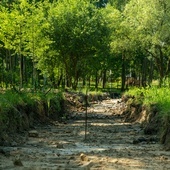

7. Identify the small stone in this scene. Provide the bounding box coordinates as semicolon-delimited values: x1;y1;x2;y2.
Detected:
0;148;10;156
80;153;88;161
13;158;23;166
69;156;75;159
80;161;93;170
133;137;148;144
137;137;147;142
160;155;168;161
11;141;18;147
56;143;64;148
133;139;139;144
28;130;39;137
148;136;158;142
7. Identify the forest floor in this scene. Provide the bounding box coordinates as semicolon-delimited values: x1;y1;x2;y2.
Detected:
0;95;170;170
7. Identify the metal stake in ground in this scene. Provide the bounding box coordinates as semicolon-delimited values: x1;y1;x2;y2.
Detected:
84;90;88;141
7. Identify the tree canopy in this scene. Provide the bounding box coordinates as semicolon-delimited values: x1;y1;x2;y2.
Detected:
0;0;170;90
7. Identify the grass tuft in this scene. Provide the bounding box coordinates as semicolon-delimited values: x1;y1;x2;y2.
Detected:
125;87;170;115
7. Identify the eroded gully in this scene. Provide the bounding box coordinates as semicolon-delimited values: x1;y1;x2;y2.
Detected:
0;99;170;170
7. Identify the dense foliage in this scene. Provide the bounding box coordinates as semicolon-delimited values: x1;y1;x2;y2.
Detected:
0;0;170;91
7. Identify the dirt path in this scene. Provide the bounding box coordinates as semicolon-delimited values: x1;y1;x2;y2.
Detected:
0;99;170;170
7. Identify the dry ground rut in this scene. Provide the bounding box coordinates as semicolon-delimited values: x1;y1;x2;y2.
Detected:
0;99;170;170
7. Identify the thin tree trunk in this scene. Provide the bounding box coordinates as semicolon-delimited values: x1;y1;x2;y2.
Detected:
88;76;91;87
154;46;164;87
83;77;86;87
121;51;126;91
32;62;37;90
102;69;107;89
20;55;24;88
141;57;147;87
148;59;154;87
19;24;24;89
95;71;98;90
5;49;9;88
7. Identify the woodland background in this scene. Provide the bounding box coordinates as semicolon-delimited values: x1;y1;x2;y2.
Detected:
0;0;170;91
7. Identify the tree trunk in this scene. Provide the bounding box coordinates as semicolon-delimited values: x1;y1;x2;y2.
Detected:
154;46;164;87
159;47;164;87
141;57;147;87
102;69;107;89
66;74;72;88
32;62;37;90
148;58;154;87
57;74;63;87
95;71;98;90
88;76;91;87
83;77;86;86
23;57;27;85
20;54;24;89
121;52;126;91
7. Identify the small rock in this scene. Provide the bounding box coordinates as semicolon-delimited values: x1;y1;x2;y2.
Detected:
69;156;75;160
133;139;139;144
56;143;64;148
133;137;148;144
160;155;168;161
164;146;170;151
13;158;23;166
28;130;39;137
0;148;11;156
11;141;18;147
148;136;158;142
80;161;93;170
80;153;88;161
138;137;147;142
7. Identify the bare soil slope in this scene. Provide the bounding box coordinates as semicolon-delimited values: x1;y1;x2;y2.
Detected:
0;96;170;169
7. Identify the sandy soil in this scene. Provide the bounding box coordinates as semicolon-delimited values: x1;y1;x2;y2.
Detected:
0;99;170;170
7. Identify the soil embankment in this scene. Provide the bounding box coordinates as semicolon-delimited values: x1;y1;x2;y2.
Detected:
0;93;170;169
122;95;170;151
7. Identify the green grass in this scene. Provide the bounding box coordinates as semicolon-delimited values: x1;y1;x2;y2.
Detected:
124;86;170;115
0;90;63;121
0;91;24;114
